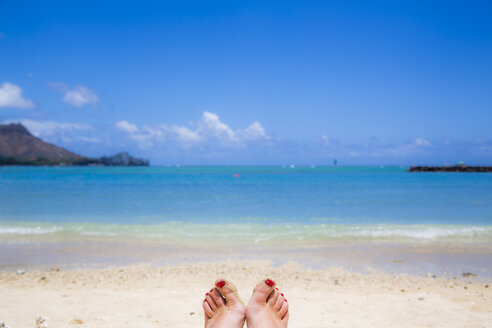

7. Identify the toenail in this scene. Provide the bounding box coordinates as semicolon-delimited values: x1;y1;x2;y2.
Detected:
284;299;287;302
281;293;284;296
210;289;214;293
265;279;275;287
206;292;209;295
216;280;226;288
275;287;279;290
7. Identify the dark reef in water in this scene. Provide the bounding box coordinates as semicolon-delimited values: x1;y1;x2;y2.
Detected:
408;165;492;172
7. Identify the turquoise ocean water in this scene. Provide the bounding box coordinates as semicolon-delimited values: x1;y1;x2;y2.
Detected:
1;166;491;245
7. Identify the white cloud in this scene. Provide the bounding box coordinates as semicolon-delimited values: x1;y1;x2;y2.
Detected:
316;134;436;158
0;82;35;109
320;135;340;147
128;126;163;149
3;119;92;138
116;120;163;149
199;111;238;142
415;137;431;146
77;136;101;144
50;82;99;107
162;124;201;142
64;86;98;107
116;121;163;148
244;121;267;138
116;111;269;149
115;120;138;133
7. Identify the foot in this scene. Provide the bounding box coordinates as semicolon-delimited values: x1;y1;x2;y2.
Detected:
245;278;289;328
203;279;246;328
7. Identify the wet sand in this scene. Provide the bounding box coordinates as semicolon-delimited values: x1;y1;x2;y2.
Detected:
1;261;491;328
1;239;492;277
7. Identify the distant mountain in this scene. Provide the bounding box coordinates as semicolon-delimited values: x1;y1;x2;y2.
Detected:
0;123;149;166
0;123;82;164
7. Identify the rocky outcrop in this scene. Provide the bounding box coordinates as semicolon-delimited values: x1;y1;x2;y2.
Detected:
98;152;149;166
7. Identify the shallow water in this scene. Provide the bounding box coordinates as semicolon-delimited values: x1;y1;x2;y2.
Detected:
0;167;492;240
1;166;491;242
1;166;492;276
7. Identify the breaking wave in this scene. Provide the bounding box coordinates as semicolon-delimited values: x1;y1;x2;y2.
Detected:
1;221;491;244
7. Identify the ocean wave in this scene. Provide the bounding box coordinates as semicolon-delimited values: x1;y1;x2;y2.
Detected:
0;225;62;235
339;225;490;239
1;221;491;243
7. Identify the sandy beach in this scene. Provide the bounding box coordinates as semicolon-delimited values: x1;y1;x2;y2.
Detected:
1;261;491;328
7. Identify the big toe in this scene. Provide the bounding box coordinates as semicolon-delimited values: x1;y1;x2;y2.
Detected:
250;278;276;304
215;278;242;306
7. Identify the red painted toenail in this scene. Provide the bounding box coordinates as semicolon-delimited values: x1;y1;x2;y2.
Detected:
265;279;275;287
281;293;284;296
206;292;209;296
216;280;226;288
210;289;214;293
284;299;287;302
275;287;279;290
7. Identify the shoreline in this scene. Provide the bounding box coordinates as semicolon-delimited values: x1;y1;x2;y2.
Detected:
2;221;491;242
2;238;492;279
1;261;491;328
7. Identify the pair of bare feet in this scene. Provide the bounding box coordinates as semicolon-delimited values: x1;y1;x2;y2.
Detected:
203;278;289;328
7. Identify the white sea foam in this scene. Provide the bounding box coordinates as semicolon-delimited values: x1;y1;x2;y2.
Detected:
347;226;488;239
0;222;491;243
0;226;61;235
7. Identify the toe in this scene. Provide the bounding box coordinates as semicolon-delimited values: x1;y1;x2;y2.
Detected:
203;298;214;318
210;288;225;307
205;294;217;311
274;293;285;311
250;278;276;304
215;279;242;306
267;289;280;307
281;305;289;321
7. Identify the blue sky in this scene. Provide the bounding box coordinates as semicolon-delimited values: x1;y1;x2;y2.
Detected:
1;0;491;165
